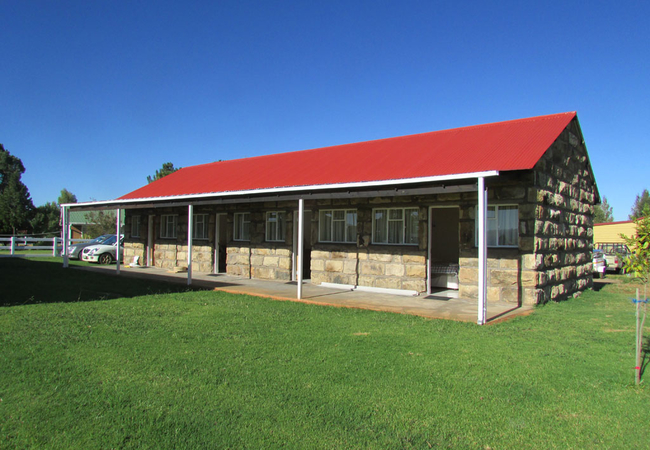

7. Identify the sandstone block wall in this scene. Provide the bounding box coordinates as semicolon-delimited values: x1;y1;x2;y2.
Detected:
226;245;292;281
310;247;427;292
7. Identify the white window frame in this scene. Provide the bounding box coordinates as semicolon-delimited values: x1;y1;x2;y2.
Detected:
265;211;285;242
372;207;419;245
131;215;141;238
234;212;251;241
319;209;357;243
474;204;519;248
160;214;178;239
193;213;209;240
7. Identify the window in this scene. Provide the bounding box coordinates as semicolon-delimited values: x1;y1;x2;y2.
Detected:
160;215;177;239
131;215;141;238
372;207;419;245
475;205;518;247
234;212;250;241
266;211;285;242
319;209;357;243
193;214;209;240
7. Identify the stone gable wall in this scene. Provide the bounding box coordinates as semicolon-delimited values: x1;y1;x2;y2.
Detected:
457;120;597;305
529;121;596;302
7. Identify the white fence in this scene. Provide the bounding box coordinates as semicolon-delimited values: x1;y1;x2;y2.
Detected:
0;237;92;257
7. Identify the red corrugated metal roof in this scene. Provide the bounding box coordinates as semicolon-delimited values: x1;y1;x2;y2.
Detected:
119;112;577;200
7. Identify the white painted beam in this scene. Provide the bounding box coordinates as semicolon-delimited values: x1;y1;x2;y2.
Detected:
477;177;488;325
115;209;121;275
297;198;304;299
62;206;69;268
187;204;193;285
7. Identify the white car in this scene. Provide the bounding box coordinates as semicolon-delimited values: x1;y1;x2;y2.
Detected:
592;249;607;279
81;235;124;264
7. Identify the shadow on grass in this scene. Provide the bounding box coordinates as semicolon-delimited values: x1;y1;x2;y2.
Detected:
592;280;609;291
0;258;209;307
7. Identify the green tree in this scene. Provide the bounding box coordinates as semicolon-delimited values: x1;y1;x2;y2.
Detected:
58;188;77;205
29;189;78;235
629;189;650;220
30;202;60;235
594;196;614;224
0;144;34;234
85;210;120;238
147;162;180;184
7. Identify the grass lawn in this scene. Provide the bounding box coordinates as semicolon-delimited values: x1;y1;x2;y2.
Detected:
1;259;648;448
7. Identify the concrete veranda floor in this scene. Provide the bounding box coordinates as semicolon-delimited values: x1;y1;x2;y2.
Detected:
73;264;535;324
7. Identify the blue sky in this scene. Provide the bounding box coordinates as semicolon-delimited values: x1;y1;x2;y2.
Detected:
1;0;648;221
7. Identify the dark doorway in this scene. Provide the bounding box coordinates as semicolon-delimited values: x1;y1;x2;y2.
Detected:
429;207;460;290
215;214;228;273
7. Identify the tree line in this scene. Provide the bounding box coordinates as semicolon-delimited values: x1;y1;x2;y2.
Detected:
0;143;179;237
594;190;650;224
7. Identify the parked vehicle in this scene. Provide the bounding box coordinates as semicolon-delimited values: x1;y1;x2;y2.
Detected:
67;234;114;259
592;249;607;279
81;235;124;264
595;243;630;273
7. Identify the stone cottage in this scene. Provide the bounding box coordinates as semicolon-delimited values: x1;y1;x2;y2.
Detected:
62;112;599;324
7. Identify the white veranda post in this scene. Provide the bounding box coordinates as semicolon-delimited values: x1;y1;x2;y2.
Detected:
115;209;121;275
62;206;70;268
187;204;193;285
477;177;488;325
297;198;304;299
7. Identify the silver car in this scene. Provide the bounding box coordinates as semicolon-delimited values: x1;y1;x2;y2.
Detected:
67;234;114;259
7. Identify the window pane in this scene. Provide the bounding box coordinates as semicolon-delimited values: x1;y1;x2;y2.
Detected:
242;213;250;241
320;210;332;242
498;206;518;246
405;209;419;244
389;209;403;220
277;212;284;240
388;220;403;244
132;216;140;237
234;214;241;240
374;210;387;243
193;214;207;239
267;221;276;241
266;212;276;241
486;216;497;246
333;210;344;220
346;211;357;243
333;219;345;242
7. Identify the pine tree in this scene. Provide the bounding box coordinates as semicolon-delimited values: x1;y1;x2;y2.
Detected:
629;189;650;220
147;162;180;184
594;196;614;223
0;144;34;234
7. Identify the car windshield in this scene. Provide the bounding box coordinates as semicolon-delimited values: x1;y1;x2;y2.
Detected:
90;235;113;244
102;235;117;245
